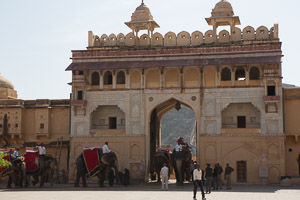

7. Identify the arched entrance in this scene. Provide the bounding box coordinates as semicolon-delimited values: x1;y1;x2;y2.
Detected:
148;98;197;181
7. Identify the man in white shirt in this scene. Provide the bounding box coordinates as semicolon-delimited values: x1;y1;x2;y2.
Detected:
11;147;20;159
193;165;206;200
102;141;111;154
36;143;46;156
160;163;169;191
175;143;182;152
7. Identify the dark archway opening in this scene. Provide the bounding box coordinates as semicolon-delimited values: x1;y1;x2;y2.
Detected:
149;99;196;183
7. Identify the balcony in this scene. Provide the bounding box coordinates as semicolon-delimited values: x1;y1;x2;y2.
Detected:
264;96;280;102
71;100;87;106
221;128;261;135
89;129;125;136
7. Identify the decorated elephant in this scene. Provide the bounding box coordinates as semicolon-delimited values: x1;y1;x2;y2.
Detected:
24;152;56;187
7;157;27;188
172;147;192;185
74;148;118;187
150;151;171;182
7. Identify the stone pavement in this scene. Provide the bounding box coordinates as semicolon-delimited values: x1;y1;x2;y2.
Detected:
0;182;300;200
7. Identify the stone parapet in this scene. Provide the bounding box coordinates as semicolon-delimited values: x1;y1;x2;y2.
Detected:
88;25;279;48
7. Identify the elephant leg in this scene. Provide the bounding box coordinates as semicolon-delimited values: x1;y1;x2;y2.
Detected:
7;174;14;189
98;170;105;187
74;170;80;187
157;170;161;183
40;172;45;187
50;168;54;187
82;173;87;187
32;175;39;186
108;170;114;186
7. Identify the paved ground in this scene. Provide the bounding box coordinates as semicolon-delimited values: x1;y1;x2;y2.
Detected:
1;182;300;200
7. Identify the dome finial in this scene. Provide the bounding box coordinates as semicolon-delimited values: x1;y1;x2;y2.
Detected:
142;0;144;5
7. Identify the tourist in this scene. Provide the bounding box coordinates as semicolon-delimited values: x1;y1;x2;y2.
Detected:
160;163;169;191
175;137;183;152
205;163;213;194
213;163;219;190
193;164;206;200
102;141;111;154
224;163;234;189
217;163;223;189
11;147;20;159
36;143;46;156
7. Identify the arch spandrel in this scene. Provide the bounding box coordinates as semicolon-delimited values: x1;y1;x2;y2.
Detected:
146;96;200;123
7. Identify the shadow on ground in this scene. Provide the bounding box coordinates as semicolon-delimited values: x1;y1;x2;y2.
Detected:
1;181;299;193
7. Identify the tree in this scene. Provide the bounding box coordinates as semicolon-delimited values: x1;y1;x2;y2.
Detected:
0;152;11;167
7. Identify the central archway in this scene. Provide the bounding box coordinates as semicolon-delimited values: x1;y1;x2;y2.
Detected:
148;98;198;182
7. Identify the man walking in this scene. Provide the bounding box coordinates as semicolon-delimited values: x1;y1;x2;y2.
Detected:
217;163;223;189
160;163;169;191
205;163;213;194
224;163;234;189
193;164;206;200
212;163;219;190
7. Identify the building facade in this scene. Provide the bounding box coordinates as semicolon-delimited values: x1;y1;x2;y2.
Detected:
66;1;286;184
0;73;70;180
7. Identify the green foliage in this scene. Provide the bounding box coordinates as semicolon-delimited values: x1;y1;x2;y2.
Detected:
161;105;196;156
0;152;12;167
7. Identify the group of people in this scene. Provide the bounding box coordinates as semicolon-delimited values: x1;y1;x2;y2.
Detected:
194;163;234;200
160;160;234;200
10;143;46;159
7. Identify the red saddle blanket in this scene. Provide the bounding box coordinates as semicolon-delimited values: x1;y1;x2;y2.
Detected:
24;151;39;175
0;152;12;177
80;148;102;178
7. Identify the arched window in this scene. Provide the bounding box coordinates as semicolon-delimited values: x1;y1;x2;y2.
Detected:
249;67;260;80
235;67;245;81
117;71;125;84
91;72;100;85
221;67;231;81
104;71;113;85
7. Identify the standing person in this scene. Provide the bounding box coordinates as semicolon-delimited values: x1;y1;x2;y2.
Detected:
102;141;111;154
217;163;223;189
11;147;20;159
193;164;206;200
205;163;213;194
224;163;234;189
175;137;183;152
213;163;219;190
36;143;46;156
160;163;169;191
190;161;196;181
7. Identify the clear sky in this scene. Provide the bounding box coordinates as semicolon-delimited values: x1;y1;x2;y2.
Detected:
1;0;299;100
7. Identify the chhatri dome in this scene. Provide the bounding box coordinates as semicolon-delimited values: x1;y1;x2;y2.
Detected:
206;0;240;34
211;0;234;17
0;73;18;99
125;1;159;37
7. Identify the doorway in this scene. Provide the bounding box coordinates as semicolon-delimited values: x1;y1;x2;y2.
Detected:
237;161;247;182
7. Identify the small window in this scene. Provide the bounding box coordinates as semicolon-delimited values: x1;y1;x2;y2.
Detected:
8;124;10;128
267;86;276;96
91;72;100;85
109;117;117;129
250;67;260;80
78;71;84;75
237;116;246;128
40;123;44;129
117;71;125;84
235;67;245;81
104;71;113;85
77;91;83;100
221;67;231;81
15;124;18;128
0;124;2;128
